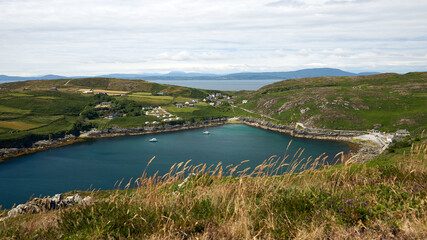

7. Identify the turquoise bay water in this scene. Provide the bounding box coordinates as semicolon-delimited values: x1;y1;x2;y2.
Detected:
0;124;350;208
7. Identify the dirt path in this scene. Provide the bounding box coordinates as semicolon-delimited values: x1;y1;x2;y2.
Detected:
234;106;276;120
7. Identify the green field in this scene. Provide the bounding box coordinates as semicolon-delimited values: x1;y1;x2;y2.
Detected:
0;105;31;115
127;92;174;104
0;73;425;147
103;115;159;128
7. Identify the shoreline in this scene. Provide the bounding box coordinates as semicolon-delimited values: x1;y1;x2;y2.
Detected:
239;119;381;162
0;117;382;163
0;119;228;162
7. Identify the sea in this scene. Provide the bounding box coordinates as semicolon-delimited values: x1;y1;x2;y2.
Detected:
0;124;350;208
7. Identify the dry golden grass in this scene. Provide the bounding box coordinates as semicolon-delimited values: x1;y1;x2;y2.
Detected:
1;140;426;239
0;120;38;130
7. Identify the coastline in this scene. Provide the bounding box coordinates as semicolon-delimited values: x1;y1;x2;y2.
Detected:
0;117;382;163
0;119;228;162
238;118;381;162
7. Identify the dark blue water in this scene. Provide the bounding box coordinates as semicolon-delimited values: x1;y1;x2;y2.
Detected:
149;79;280;91
0;124;350;208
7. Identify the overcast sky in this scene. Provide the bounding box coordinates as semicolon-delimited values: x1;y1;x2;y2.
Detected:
1;0;426;76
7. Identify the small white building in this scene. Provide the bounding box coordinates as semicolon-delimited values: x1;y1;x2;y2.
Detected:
242;100;249;104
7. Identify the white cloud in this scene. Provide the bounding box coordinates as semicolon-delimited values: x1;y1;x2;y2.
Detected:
0;0;426;75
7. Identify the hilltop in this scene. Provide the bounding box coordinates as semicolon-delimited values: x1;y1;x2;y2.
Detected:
238;72;427;132
0;68;380;81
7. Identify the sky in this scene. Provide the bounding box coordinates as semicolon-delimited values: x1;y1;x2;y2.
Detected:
1;0;426;76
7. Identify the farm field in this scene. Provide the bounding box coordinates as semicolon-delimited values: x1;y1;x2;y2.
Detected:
127;92;174;104
77;89;129;96
0;73;425;147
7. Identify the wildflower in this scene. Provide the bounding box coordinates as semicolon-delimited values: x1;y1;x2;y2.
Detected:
316;211;321;215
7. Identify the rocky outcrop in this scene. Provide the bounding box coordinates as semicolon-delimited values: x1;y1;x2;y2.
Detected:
0;134;78;162
238;117;383;162
83;118;228;138
348;145;382;163
5;193;92;219
239;117;364;140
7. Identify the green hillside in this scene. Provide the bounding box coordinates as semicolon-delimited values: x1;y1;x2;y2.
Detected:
1;73;426;147
0;78;234;147
237;72;427;132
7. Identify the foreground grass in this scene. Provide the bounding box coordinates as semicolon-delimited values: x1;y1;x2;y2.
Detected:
1;140;426;239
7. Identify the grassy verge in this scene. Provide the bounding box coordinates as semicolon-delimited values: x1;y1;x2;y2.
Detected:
1;137;425;239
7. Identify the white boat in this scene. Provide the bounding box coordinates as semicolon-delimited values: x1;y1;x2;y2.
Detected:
149;138;158;142
203;130;210;135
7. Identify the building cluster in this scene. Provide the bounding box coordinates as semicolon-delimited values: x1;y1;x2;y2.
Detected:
175;99;199;108
196;93;239;106
370;128;411;144
144;106;181;124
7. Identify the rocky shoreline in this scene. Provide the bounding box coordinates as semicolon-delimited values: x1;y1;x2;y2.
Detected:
0;134;85;162
0;193;93;222
81;118;228;139
238;117;382;162
0;118;228;162
0;117;382;163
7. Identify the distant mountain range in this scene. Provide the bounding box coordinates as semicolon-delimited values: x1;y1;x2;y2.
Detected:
0;68;381;82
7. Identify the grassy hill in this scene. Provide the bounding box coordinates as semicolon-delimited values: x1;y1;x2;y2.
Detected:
0;75;426;238
1;73;426;147
237;72;427;132
1;137;425;239
0;78;236;147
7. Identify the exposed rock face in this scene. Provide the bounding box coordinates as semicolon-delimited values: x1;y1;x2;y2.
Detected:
6;193;92;218
1;134;77;161
350;145;382;162
238;117;382;162
239;117;363;139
